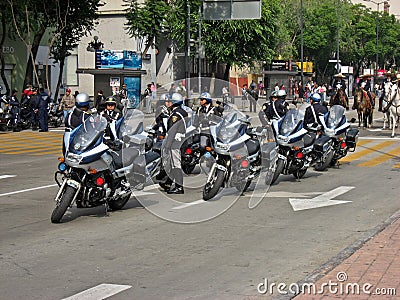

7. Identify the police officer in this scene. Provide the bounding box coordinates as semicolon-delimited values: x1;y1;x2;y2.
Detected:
304;93;328;132
195;92;223;148
101;96;121;122
159;93;188;194
37;87;50;132
9;89;21;131
65;93;91;129
29;87;39;131
153;93;171;136
264;89;289;121
259;91;277;126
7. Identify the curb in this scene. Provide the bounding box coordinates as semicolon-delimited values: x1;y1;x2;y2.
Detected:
273;209;400;300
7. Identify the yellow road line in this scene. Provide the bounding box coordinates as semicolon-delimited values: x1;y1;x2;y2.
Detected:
393;163;400;169
340;141;397;163
0;144;61;154
358;146;400;167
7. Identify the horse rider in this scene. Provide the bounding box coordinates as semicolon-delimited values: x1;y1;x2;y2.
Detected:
358;74;374;109
383;73;400;113
264;89;289;121
332;73;349;108
65;93;92;129
259;91;277;126
159;93;188;194
379;71;396;112
303;93;328;133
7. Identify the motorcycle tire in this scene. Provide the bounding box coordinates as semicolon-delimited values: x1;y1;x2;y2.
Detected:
51;185;76;223
108;192;131;210
270;158;285;185
293;168;307;179
203;168;225;201
314;150;335;171
236;180;251;193
0;124;7;131
182;164;196;175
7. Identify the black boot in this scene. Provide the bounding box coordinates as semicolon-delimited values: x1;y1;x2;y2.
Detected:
167;184;184;194
159;177;172;192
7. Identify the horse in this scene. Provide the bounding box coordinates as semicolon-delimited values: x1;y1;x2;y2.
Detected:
329;89;348;109
386;82;400;138
382;81;393;130
354;88;373;128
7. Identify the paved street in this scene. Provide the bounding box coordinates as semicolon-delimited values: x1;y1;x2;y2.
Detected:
0;107;399;299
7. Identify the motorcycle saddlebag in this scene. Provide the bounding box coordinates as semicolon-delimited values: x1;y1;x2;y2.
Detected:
345;128;359;150
313;135;331;153
261;142;278;170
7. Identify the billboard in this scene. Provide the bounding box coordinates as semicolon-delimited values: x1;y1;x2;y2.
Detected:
95;50;142;69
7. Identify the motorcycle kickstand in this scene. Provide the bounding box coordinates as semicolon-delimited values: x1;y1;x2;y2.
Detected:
104;201;110;217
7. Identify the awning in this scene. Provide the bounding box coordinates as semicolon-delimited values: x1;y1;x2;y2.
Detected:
76;68;147;76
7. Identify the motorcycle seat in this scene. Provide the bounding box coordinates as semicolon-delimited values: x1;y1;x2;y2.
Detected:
145;151;161;164
112;148;140;169
245;138;260;155
303;132;316;147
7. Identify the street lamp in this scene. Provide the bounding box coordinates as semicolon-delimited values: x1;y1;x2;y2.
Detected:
86;36;104;52
363;0;390;76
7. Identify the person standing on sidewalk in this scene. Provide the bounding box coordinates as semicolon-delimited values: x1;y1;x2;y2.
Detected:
58;88;75;119
37;87;50;132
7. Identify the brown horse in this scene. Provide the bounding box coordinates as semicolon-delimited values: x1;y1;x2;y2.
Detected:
354;88;374;128
329;89;348;109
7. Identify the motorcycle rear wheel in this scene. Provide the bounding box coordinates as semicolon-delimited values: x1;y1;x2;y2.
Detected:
108;192;131;210
203;168;225;201
293;168;307;179
182;164;196;175
51;186;76;223
314;150;334;171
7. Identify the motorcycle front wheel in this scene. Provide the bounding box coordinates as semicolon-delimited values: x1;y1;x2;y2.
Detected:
293;168;307;179
203;168;225;201
108;192;131;210
51;186;76;223
270;158;285;185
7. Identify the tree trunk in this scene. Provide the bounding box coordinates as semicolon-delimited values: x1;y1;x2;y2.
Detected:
54;57;66;103
0;9;10;95
24;26;46;88
223;62;231;82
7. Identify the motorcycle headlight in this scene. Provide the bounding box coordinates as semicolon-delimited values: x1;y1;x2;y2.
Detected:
66;153;82;164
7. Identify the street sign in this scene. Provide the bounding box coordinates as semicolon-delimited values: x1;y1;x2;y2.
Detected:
203;0;261;20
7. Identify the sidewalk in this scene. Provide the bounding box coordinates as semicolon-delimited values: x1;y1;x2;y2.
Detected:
293;210;400;299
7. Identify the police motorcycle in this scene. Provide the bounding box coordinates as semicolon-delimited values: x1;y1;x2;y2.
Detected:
202;106;271;200
48;101;64;127
318;105;359;166
270;108;311;185
0;94;12;131
51;107;159;223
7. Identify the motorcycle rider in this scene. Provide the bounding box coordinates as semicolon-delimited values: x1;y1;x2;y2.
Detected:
159;93;188;194
358;74;374;109
195;92;223;148
65;93;92;129
303;93;328;133
259;91;277;126
100;96;121;122
379;72;395;112
264;89;289;121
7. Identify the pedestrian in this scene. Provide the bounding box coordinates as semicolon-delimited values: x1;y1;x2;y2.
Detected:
9;88;20;132
37;87;50;132
30;87;39;130
168;83;176;97
242;84;249;111
274;83;279;92
258;81;264;97
298;82;305;104
222;85;230;104
142;84;152;114
159;93;188;194
58;88;75;119
250;80;257;91
248;84;258;113
151;81;156;101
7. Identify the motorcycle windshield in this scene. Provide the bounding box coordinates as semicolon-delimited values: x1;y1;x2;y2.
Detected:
216;109;247;143
326;105;345;129
279;109;303;136
71;114;108;153
118;108;144;139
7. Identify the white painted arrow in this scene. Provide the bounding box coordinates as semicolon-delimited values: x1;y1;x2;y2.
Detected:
289;186;354;211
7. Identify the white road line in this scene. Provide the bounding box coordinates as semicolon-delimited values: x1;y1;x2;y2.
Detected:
0;184;58;197
0;175;16;180
62;283;131;300
173;199;206;210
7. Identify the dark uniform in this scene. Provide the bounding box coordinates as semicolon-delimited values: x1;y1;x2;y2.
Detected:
264;98;288;120
259;102;271;126
153;105;170;136
304;102;328;132
65;107;90;129
195;103;223;148
162;105;188;194
37;89;50;132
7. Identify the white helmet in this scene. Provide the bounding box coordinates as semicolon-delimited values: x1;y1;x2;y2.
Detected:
277;90;287;98
75;93;90;108
311;93;321;102
159;93;170;101
170;93;183;106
